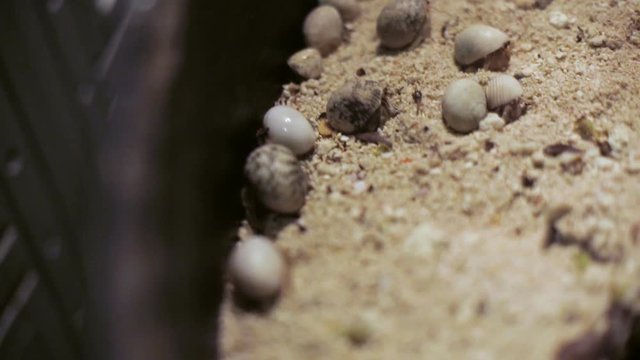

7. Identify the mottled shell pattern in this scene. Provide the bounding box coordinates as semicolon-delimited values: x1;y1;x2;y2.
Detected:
303;6;344;56
485;74;523;109
454;24;509;65
442;79;487;133
326;79;384;134
244;144;307;214
228;236;286;300
376;0;429;50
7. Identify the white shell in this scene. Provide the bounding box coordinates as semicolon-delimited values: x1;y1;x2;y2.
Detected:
245;144;307;214
264;105;316;156
485;74;523;109
454;24;509;65
319;0;361;22
376;0;428;49
442;79;487;133
228;236;285;300
303;6;343;56
287;48;323;79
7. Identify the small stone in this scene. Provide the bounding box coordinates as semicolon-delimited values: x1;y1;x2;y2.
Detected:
287;48;324;79
352;180;368;195
588;35;607;48
549;11;570;29
479;113;506;131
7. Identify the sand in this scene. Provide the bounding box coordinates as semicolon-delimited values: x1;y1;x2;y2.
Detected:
220;0;640;359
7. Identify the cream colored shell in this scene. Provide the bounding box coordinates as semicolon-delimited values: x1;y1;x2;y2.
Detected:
303;6;343;56
228;236;285;300
454;24;509;65
485;74;523;109
442;79;487;133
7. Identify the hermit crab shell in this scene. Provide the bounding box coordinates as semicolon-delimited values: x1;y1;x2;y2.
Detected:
326;79;384;134
454;24;509;66
376;0;429;50
303;6;344;56
442;79;487;133
485;74;523;109
228;236;286;300
244;144;307;214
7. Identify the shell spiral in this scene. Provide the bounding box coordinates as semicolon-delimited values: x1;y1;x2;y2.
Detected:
376;0;429;50
245;144;307;214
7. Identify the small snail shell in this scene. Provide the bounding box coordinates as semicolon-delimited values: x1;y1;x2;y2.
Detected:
454;24;510;71
326;79;384;134
376;0;430;50
245;144;307;214
319;0;361;22
442;79;487;133
486;74;523;109
303;6;343;56
485;74;527;122
287;48;323;79
263;105;316;156
228;236;286;301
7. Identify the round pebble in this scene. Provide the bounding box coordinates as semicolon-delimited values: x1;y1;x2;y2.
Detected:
303;6;343;56
263;105;316;156
228;236;286;301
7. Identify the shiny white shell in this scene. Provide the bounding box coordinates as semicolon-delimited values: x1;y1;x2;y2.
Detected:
442;79;487;133
264;105;316;156
228;236;285;300
245;144;307;214
454;24;509;65
303;6;343;56
485;74;523;109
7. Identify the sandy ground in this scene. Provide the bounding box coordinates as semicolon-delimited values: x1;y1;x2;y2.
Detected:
220;0;640;359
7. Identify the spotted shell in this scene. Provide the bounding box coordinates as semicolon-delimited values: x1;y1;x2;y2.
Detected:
376;0;429;50
303;6;343;56
326;79;384;134
485;74;523;109
442;79;487;133
244;144;307;214
454;24;509;65
228;236;285;300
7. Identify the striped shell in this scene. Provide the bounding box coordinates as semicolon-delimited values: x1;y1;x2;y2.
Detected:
442;79;487;133
454;24;509;65
485;74;523;109
244;144;307;214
